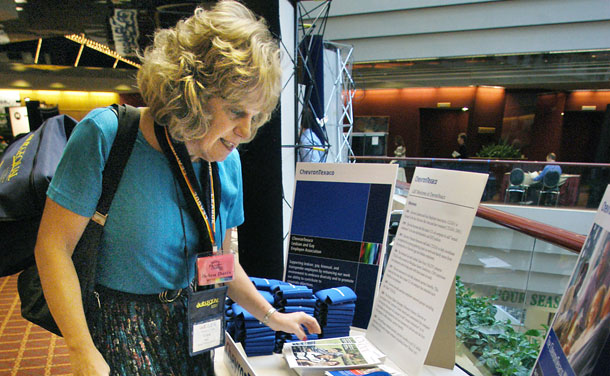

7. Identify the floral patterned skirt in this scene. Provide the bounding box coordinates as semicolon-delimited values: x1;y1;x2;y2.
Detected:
87;285;214;376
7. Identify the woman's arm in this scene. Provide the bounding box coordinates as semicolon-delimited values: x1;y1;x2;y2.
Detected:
224;230;321;340
35;198;110;376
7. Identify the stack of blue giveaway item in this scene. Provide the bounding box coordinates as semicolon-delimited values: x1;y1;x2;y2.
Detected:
272;282;319;351
227;283;277;356
314;286;357;338
226;278;357;356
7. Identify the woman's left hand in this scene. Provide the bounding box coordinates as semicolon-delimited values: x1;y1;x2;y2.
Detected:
267;311;321;341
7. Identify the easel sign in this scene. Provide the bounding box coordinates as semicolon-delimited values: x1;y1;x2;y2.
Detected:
284;162;398;328
224;332;258;376
366;167;488;375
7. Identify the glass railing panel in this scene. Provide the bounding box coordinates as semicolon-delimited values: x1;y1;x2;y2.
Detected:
355;156;610;210
454;211;586;376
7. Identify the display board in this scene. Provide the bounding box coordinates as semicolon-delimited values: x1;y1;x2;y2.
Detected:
532;185;610;376
366;167;488;375
284;163;398;328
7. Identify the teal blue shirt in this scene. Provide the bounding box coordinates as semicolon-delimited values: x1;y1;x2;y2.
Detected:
48;107;244;293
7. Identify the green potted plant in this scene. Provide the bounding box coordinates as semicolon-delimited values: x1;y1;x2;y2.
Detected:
455;277;546;376
476;139;523;159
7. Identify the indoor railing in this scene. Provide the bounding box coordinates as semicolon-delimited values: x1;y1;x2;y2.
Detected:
356;156;610;210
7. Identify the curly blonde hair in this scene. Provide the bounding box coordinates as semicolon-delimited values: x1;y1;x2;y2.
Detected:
137;0;281;142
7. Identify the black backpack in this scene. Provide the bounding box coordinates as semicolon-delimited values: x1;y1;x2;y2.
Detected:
0;114;78;277
15;104;141;335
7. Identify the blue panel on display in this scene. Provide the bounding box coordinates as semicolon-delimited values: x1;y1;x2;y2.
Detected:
291;181;370;241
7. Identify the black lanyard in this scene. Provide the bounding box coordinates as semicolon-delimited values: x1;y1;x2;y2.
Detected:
154;123;221;255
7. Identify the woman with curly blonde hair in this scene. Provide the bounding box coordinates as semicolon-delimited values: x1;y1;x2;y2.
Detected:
35;1;320;375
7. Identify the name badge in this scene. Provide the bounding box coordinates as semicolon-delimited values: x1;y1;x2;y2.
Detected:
197;253;235;286
188;286;227;356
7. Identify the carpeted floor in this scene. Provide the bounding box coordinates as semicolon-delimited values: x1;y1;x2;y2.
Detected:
0;274;72;376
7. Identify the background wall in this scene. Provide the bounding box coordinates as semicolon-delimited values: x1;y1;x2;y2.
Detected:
353;88;610;162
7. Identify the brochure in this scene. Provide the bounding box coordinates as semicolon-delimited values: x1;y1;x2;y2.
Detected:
323;363;402;375
283;336;383;376
532;185;610;376
324;366;394;375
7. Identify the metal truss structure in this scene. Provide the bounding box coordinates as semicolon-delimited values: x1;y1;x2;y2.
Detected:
290;0;355;163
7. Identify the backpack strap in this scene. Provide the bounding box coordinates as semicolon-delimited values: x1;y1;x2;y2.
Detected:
92;104;140;225
73;104;140;310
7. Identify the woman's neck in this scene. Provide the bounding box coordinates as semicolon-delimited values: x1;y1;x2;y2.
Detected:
139;107;162;153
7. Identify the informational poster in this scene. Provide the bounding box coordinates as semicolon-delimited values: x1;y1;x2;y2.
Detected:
285;162;398;328
532;185;610;376
366;167;488;376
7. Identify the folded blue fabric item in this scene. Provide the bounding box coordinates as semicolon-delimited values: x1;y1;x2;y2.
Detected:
275;287;314;299
270;281;299;292
315;286;357;304
322;330;351;338
259;290;275;304
244;349;274;357
250;277;283;291
283;298;317;307
243;332;275;341
244;347;275;356
244;321;268;330
325;312;355;320
282;306;315;314
324;319;353;327
282;333;319;342
315;302;357;313
322;322;349;330
243;343;275;351
274;283;308;290
232;303;256;321
326;303;356;311
325;309;356;316
244;335;276;345
243;326;274;336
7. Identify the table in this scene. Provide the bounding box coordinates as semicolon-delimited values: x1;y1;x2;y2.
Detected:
501;172;581;206
213;330;470;376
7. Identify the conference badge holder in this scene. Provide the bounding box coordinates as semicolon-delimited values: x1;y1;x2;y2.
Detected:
197;252;235;286
187;285;228;356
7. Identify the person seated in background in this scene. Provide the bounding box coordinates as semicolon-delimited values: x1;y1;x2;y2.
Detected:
531;152;562;184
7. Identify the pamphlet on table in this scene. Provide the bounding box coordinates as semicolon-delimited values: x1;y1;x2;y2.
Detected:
283;336;384;376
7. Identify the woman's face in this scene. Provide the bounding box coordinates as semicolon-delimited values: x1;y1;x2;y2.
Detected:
185;96;261;162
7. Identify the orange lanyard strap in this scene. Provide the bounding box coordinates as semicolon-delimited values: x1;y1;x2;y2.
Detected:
154;123;217;253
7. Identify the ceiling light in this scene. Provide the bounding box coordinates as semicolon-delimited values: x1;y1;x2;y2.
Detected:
12;80;31;88
114;84;132;91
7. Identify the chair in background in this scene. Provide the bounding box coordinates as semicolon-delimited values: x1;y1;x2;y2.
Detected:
537;170;561;206
505;168;527;204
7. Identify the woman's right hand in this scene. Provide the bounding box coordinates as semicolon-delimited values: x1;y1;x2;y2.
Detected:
68;345;110;376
